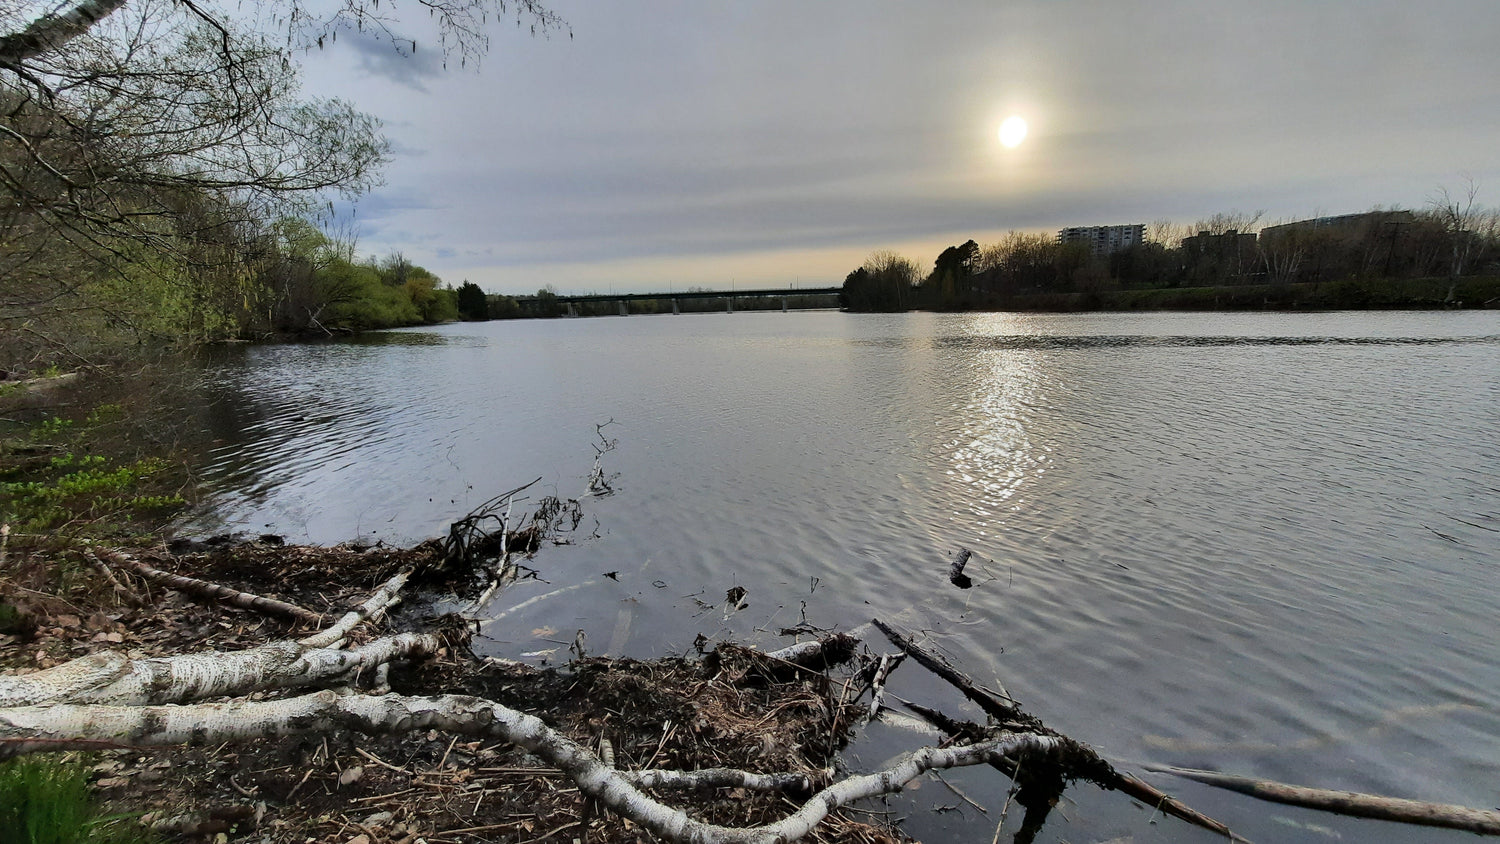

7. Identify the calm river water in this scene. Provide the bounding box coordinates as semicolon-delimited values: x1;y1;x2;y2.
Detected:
190;310;1499;843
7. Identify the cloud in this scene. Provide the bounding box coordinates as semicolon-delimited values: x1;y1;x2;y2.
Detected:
331;29;444;92
297;0;1500;293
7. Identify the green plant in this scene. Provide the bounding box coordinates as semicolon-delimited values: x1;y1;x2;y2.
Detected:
0;757;154;844
2;408;187;536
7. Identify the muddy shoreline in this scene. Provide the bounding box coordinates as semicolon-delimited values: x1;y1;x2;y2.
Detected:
1;537;907;844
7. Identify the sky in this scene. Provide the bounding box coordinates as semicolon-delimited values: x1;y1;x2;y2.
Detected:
296;0;1500;296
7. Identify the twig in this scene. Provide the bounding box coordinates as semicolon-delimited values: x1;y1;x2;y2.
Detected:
82;549;140;605
932;770;988;815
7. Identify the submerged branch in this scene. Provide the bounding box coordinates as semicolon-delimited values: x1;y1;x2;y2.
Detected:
1147;764;1500;836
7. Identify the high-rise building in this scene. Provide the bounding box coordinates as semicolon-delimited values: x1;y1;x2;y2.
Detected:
1058;224;1146;257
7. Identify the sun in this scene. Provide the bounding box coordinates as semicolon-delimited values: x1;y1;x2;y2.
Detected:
999;115;1028;149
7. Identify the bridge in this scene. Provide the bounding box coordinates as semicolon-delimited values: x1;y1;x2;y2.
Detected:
545;286;842;316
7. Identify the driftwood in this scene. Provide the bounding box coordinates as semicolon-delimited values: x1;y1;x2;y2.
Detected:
1147;764;1500;836
948;548;974;589
0;632;443;707
864;652;904;721
0;567;425;708
874;619;1242;842
98;548;321;625
872;617;1019;722
0;690;1070;844
298;569;409;648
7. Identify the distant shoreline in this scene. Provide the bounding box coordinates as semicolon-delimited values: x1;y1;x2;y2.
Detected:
850;276;1500;315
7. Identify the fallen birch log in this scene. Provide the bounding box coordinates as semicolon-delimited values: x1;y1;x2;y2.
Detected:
96;548;321;625
0;632;444;707
1146;764;1500;836
0;689;1068;844
299;569;410;648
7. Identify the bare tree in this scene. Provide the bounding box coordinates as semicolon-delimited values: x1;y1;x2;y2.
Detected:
1190;209;1264;237
0;0;393;361
1146;218;1190;246
1;0;560;365
1427;178;1487;280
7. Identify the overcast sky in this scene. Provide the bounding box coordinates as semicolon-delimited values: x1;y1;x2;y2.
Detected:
297;1;1500;295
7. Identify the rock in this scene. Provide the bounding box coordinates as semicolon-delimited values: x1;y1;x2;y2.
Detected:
338;765;364;786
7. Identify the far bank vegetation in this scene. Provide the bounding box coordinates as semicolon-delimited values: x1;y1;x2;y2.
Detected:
841;198;1500;313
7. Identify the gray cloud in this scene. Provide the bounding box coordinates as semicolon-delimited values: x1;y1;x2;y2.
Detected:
329;28;445;92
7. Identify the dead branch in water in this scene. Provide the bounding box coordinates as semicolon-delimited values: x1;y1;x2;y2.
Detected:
1147;764;1500;835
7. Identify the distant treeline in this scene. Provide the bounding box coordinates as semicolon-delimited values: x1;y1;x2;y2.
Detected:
462;287;840;320
841;202;1500;313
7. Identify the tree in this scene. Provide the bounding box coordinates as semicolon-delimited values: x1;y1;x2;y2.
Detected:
839;251;919;312
456;280;488;320
1;0;560;366
924;239;978;306
1426;179;1490;281
0;0;563;70
0;0;390;363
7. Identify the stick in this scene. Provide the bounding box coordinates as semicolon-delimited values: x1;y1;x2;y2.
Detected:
891;699;1240;840
871;618;1020;724
1146;764;1500;835
83;549;141;605
98;549;320;625
299;569;410;648
866;652;904;721
949;548;974;589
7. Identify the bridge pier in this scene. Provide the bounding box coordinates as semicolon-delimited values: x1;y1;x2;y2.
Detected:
672;298;680;315
726;297;733;314
618;301;628;316
565;302;576;318
782;296;788;312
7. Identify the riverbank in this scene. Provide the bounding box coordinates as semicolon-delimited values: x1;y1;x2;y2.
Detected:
839;275;1500;314
0;537;898;843
0;375;1150;843
0;528;1244;844
979;275;1500;313
8;321;1499;843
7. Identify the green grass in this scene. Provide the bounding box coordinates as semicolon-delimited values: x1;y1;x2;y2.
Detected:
0;757;153;844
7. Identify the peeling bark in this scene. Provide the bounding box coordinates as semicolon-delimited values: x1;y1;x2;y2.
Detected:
0;690;1065;844
623;767;832;793
0;633;441;706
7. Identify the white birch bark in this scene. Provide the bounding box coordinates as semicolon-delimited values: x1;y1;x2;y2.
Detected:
0;691;1064;844
0;633;441;707
299;569;410;648
0;0;130;66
